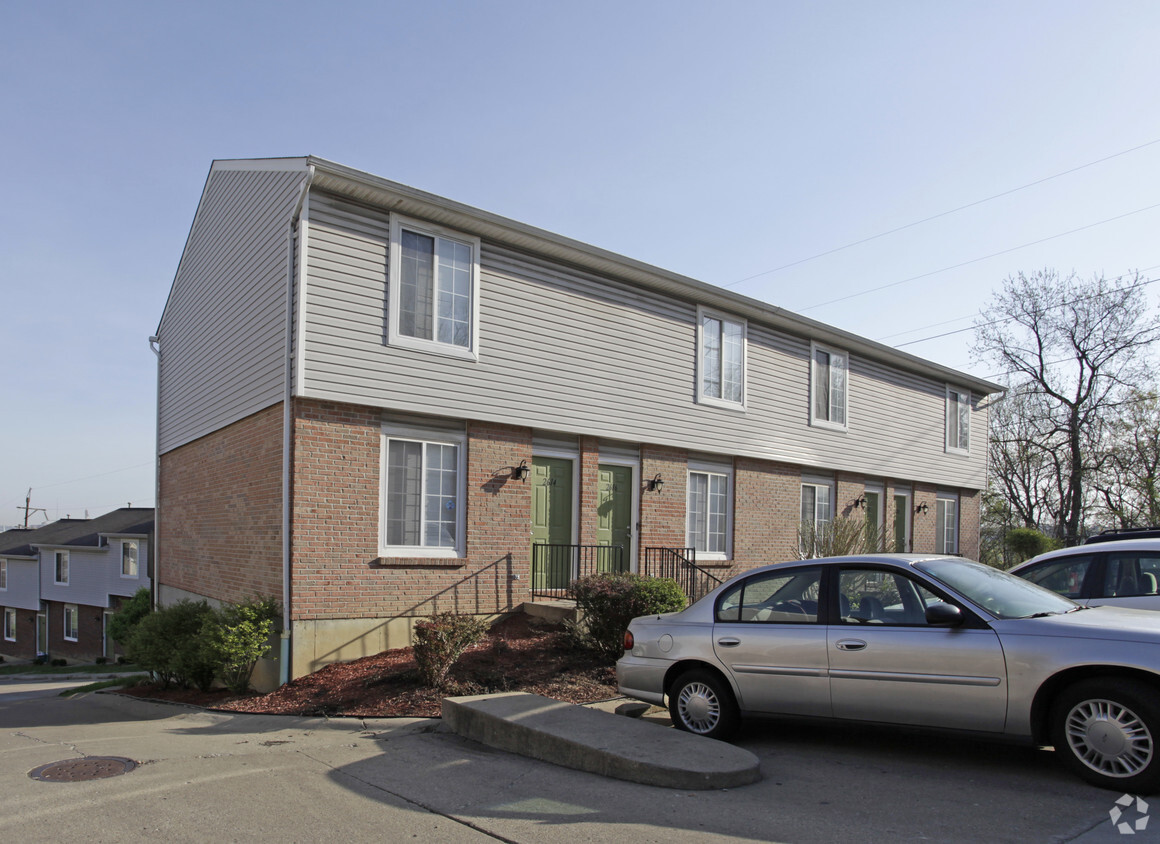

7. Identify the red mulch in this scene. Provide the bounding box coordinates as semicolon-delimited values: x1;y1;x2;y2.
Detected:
117;614;618;718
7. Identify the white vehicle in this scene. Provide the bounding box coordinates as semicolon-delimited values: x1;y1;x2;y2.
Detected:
1011;537;1160;612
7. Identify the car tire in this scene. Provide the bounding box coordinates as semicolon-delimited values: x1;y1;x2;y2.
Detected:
668;669;739;740
1050;678;1160;793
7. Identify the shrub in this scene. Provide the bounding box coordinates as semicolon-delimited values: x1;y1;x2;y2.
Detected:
107;587;152;646
95;657;108;665
412;612;489;688
1006;528;1060;564
127;600;217;690
570;573;687;662
202;597;280;693
50;658;68;667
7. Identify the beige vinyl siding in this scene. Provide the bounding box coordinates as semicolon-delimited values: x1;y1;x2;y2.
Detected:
301;193;987;490
158;163;307;453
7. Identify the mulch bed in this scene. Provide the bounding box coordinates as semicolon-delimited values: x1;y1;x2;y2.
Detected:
116;614;618;718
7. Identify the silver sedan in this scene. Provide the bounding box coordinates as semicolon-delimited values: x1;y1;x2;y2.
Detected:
616;554;1160;792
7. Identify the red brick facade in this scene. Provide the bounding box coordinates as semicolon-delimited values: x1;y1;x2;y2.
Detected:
43;600;106;661
159;399;985;675
0;607;38;659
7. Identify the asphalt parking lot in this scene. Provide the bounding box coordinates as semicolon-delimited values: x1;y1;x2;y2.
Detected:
0;678;1143;843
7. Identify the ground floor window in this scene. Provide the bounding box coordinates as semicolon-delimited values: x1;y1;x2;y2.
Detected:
64;604;79;641
800;478;835;557
380;427;465;557
3;608;14;641
687;465;731;558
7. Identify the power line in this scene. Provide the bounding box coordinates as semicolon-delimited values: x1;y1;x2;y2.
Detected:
31;461;154;491
797;202;1160;312
727;136;1160;289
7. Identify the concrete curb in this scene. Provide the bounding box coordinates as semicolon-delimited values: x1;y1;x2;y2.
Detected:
442;691;762;790
0;671;145;684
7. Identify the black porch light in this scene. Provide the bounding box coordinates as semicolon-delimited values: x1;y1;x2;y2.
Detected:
646;473;664;493
512;460;531;482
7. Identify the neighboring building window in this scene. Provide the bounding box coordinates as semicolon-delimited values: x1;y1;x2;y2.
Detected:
810;342;848;430
3;608;14;641
697;307;746;408
687;466;732;558
380;430;465;556
64;604;78;641
0;560;6;590
936;493;959;555
55;551;69;585
946;387;970;454
800;479;835;558
388;215;480;360
122;540;139;578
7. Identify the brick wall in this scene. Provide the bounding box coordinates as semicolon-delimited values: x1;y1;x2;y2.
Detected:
959;489;981;559
290;400;533;621
639;445;688;550
912;483;938;552
159;403;283;604
44;600;104;661
0;607;37;659
733;457;802;573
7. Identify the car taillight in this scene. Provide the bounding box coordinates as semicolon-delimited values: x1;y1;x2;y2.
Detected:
623;630;634;651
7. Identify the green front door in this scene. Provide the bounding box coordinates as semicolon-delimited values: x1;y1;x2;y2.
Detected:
596;464;632;572
532;457;574;589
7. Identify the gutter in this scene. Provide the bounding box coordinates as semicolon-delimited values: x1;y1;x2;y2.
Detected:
280;165;315;685
148;335;160;611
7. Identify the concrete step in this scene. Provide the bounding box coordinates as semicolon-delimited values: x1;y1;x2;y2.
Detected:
442;691;762;790
520;600;579;625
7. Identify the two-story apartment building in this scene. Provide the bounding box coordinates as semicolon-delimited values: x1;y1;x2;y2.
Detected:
155;157;1001;685
0;508;153;660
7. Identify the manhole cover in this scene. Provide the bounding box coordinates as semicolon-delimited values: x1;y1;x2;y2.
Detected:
29;757;137;782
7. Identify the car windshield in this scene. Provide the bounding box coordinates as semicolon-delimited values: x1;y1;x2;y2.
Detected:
915;558;1078;619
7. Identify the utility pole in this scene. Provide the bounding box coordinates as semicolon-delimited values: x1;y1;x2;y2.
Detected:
18;488;47;529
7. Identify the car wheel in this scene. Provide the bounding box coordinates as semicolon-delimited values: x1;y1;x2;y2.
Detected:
1050;678;1160;792
668;669;739;740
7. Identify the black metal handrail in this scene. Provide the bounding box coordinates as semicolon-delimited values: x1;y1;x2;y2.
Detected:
641;546;723;603
531;544;627;597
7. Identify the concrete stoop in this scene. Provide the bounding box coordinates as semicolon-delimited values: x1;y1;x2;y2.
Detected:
442;692;762;790
520;600;579;625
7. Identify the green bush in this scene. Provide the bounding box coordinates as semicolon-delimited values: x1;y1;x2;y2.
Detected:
1006;528;1060;564
127;600;217;691
107;587;151;646
202;597;280;693
570;573;687;662
412;612;489;688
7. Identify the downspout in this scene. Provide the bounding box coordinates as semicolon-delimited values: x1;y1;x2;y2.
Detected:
281;165;315;685
148;335;160;611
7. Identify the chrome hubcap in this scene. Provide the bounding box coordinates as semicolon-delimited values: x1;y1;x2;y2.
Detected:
677;682;720;734
1066;698;1153;778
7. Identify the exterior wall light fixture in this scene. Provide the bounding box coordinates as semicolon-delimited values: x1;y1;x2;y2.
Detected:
512;460;531;482
852;495;866;509
916;502;929;515
646;474;664;492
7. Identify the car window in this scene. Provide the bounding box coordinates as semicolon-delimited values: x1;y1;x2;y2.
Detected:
716;568;821;623
917;558;1076;619
837;569;942;626
1104;553;1160;597
1020;555;1094;599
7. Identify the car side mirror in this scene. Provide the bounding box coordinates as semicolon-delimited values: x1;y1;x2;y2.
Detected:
925;602;963;627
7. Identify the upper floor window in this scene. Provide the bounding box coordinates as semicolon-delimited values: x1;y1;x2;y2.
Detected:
697;307;746;408
388;216;480;361
54;551;69;585
810;342;847;430
800;478;835;558
380;426;466;558
936;493;959;555
122;540;139;578
0;560;6;590
687;463;732;559
946;387;970;454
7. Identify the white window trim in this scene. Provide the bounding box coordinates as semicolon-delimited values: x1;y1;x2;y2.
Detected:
936;492;960;555
0;559;6;591
863;483;886;550
378;425;468;559
892;488;913;553
64;603;78;642
121;539;139;579
695;306;747;410
800;476;836;558
686;460;733;561
387;214;481;361
54;550;69;585
945;386;971;455
3;608;15;641
809;341;849;432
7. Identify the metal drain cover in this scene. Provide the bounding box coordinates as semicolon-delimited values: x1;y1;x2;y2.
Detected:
29;757;137;782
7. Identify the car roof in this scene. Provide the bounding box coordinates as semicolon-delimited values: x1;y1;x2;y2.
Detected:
742;553;961;576
1014;537;1160;571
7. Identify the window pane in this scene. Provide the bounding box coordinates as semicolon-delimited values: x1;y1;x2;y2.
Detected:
386;441;423;545
400;231;435;340
829;353;846;425
122;541;138;576
435;238;472;348
424;443;458;548
936;498;958;554
801;485;816;525
717;568;822;623
1024;556;1093;599
814;350;830;420
707;474;727;553
687;472;707;550
722;320;743;402
702;316;722;399
957;394;970;449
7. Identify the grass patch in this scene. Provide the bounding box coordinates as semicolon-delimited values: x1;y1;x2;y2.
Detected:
59;675;148;697
0;662;141;676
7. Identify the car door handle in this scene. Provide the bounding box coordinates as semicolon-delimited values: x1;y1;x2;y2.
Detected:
717;637;741;647
836;639;867;651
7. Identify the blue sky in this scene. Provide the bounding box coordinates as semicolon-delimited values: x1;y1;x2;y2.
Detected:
2;0;1159;524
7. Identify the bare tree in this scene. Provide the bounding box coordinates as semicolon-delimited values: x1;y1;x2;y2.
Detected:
1093;390;1160;527
974;270;1160;545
